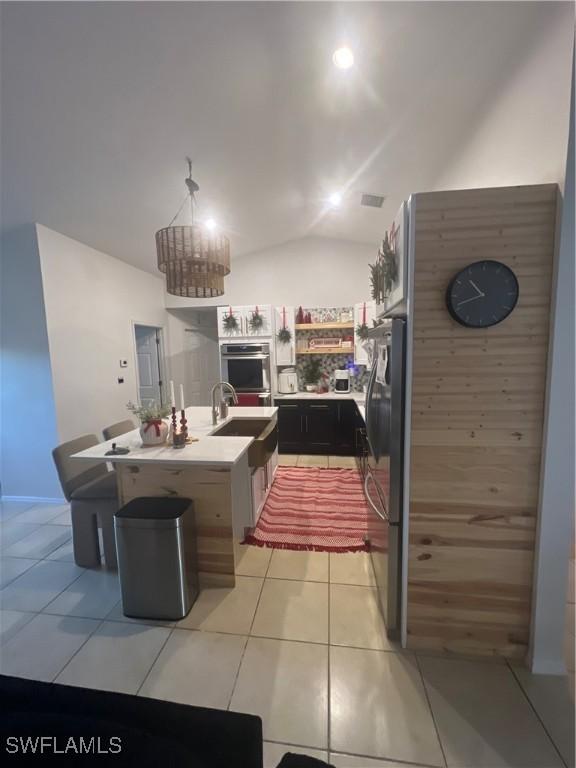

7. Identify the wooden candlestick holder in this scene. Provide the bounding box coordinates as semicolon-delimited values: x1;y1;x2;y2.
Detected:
171;407;178;434
179;409;188;440
172;431;186;448
171;408;190;449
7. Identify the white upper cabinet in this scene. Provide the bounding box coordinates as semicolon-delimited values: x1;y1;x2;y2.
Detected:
217;305;245;338
274;306;295;366
354;300;376;366
217;305;273;339
243;304;272;337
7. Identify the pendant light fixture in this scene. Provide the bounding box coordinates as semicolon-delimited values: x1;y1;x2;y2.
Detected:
156;159;230;297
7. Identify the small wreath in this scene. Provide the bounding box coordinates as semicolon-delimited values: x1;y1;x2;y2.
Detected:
356;323;370;341
222;308;238;331
249;307;265;331
277;326;292;344
277;306;292;344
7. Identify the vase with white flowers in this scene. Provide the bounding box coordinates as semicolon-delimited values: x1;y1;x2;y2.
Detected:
127;401;171;446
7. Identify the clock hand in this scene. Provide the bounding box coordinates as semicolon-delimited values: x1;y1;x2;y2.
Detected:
456;294;483;308
469;279;485;297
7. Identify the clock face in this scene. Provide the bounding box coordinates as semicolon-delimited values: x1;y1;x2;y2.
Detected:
446;260;519;328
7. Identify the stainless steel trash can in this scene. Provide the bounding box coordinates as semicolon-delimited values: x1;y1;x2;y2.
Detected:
114;497;199;621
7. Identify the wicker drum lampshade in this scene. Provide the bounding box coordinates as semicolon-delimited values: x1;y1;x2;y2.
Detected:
156;225;230;298
156;161;230;298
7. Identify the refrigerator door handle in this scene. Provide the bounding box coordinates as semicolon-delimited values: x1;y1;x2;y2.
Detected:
364;473;389;522
365;357;376;424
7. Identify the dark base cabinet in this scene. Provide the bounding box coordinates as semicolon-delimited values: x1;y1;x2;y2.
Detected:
275;402;303;452
275;399;363;455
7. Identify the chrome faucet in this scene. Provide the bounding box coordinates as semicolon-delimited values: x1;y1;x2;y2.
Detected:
211;381;238;425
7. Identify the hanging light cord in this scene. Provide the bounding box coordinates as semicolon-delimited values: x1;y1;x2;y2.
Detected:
167;157;200;227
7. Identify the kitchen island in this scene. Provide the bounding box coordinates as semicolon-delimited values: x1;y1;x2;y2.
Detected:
72;406;278;587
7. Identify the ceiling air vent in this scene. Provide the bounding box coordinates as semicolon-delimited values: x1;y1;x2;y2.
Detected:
360;193;385;208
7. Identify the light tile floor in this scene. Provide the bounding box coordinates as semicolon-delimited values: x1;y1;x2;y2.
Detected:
0;495;574;768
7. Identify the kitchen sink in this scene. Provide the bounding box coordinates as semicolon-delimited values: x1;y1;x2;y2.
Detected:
211;417;278;468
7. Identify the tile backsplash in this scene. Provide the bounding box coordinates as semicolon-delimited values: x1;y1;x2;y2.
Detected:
295;352;368;393
298;306;353;324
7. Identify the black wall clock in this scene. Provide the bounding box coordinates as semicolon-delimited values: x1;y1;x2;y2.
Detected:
446;260;519;328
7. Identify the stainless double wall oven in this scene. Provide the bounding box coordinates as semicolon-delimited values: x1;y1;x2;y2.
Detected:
220;342;271;401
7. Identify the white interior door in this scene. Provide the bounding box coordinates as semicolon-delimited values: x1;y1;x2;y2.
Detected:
135;325;163;406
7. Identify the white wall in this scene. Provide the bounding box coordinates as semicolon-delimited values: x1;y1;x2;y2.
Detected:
165;237;375;310
435;9;573;192
529;60;575;675
1;224;211;500
165;308;219;407
36;225;168;443
0;226;62;499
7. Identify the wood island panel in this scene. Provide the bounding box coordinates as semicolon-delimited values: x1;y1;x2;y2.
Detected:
116;462;236;587
407;184;558;659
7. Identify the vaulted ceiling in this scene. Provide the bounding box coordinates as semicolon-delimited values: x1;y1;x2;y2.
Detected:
1;1;573;273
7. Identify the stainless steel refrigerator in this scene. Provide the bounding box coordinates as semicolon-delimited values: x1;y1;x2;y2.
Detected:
364;318;406;640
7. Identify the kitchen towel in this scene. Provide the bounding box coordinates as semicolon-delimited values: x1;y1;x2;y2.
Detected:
235;394;262;407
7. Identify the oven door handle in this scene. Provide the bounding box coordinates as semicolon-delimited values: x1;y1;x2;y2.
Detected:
220;354;270;360
364;473;389;522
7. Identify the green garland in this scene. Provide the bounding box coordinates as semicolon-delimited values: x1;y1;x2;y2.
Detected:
277;326;292;344
222;310;238;331
249;308;265;331
356;322;370;341
369;232;398;304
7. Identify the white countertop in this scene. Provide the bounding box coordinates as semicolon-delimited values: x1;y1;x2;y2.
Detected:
72;406;278;467
274;392;365;402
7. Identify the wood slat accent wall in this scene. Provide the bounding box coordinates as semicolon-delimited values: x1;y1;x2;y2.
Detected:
116;463;236;587
407;184;558;659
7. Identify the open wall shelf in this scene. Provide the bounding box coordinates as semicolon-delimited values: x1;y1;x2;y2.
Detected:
296;348;354;355
295;322;354;330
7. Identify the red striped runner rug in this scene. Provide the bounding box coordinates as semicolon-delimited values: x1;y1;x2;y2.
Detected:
243;466;370;553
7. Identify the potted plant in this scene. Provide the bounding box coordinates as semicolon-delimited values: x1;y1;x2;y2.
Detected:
127;401;171;446
303;357;322;392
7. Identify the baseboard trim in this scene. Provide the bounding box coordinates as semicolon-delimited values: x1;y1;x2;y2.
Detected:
1;495;66;504
528;657;568;676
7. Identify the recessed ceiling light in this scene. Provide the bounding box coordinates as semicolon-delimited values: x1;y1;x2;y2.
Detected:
204;218;217;232
332;46;354;70
328;192;343;208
